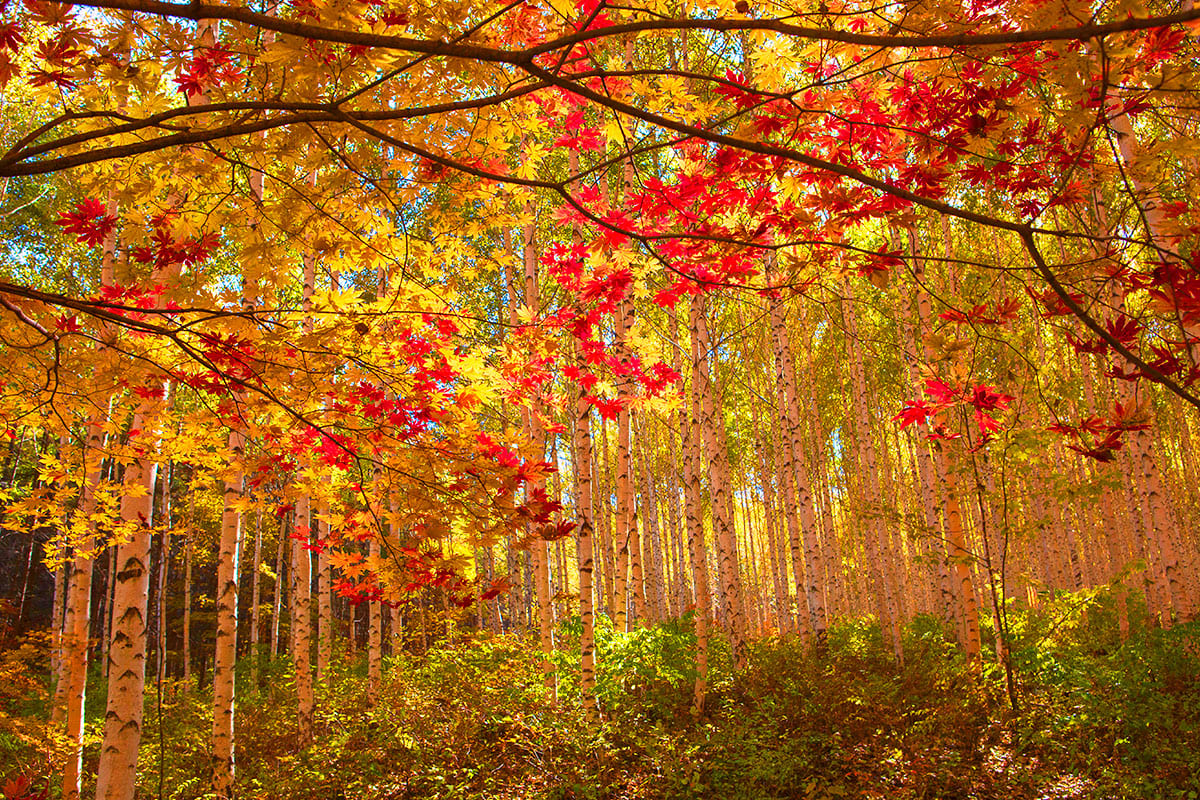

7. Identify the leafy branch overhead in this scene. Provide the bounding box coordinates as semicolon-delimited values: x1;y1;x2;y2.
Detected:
1;0;1199;796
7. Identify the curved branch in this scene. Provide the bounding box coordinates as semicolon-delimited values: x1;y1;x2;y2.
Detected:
67;0;1200;58
1018;230;1200;410
0;84;546;176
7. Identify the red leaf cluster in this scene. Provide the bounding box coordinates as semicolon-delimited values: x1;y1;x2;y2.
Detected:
55;199;116;247
130;222;219;270
895;379;1013;447
1048;402;1152;462
174;46;241;98
2;776;48;800
939;298;1020;326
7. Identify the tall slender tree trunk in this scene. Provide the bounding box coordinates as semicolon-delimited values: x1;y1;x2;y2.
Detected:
638;427;667;624
773;381;811;640
368;537;383;703
663;419;691;617
613;296;636;631
202;33;252;786
769;297;827;640
741;490;765;634
596;419;616;621
60;423;105;800
897;234;944;620
95;416;158;800
562;147;596;718
682;362;711;713
289;238;318;744
942;448;983;664
272;509;287;659
60;125;125;800
529;449;556;685
291;497;314;746
765;419;794;633
211;442;244;797
183;519;193;689
314;503;331;681
250;510;263;684
49;552;66;718
571;342;597;720
517;212;556;695
689;294;746;661
814;441;844;618
154;464;171;694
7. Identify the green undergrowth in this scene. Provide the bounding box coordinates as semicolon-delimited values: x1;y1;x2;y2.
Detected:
3;592;1199;800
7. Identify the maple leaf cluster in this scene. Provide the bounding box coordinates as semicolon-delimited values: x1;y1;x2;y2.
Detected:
940;298;1021;326
351;0;409;27
536;245;681;413
1047;402;1152;462
553;109;605;152
2;775;47;800
8;0;91;89
332;544;469;606
895;378;1014;448
55;199;117;247
129;218;219;271
175;46;241;98
291;427;357;471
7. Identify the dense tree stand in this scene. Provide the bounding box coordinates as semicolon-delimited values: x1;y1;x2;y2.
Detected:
1;0;1199;797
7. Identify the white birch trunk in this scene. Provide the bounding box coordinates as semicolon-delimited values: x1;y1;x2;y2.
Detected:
211;440;244;797
689;294;746;660
95;423;157;800
60;423;104;800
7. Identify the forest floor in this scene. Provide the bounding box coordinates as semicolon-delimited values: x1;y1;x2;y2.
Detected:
2;597;1199;800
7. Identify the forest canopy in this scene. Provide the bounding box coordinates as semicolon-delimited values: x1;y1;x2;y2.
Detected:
1;0;1199;797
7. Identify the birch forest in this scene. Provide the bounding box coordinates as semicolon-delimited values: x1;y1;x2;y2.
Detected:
1;0;1199;797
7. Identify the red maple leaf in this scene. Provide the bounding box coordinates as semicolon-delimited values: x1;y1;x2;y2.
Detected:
480;577;511;601
539;519;576;541
56;198;116;246
585;394;624;420
923;378;958;404
974;410;1001;435
893;400;932;428
0;22;24;53
54;315;80;332
175;46;242;97
36;35;80;66
3;775;48;800
1065;430;1123;462
28;67;75;88
969;384;1013;412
